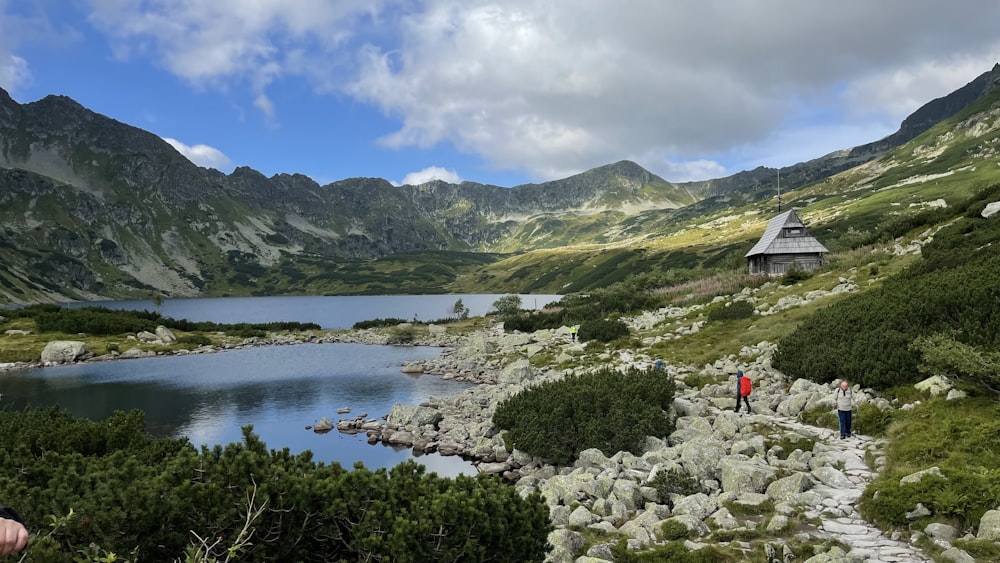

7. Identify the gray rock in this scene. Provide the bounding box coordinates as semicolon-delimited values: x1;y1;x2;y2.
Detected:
978;509;1000;540
765;514;789;532
568;505;597;528
4;329;30;335
765;472;813;502
498;359;534;384
982;201;1000;218
427;324;447;335
706;507;739;530
914;375;952;396
905;503;932;520
386;403;443;427
672;493;716;521
900;466;946;486
941;547;976;563
585;543;616;560
811;466;853;489
576;448;615;471
679;436;727;480
802;546;848;563
312;417;334;433
155;325;176;343
946;389;968;401
40;340;90;363
547;529;584;561
137;330;159;342
925;522;957;542
549;505;571;527
721;457;777;495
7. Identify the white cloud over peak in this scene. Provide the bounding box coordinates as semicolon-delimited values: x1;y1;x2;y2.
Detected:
398;166;462;186
163;137;234;171
0;53;30;93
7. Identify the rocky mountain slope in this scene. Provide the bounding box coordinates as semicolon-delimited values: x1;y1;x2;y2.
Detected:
2;64;1000;304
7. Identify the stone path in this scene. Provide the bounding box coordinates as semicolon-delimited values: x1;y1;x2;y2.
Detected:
760;413;932;562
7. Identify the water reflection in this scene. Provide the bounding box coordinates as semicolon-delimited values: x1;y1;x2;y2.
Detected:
1;343;475;475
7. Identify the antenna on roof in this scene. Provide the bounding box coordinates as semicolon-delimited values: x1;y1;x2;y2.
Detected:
777;168;781;213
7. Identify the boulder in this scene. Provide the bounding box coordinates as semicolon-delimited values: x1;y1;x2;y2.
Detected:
900;466;946;486
679;436;727;480
977;509;1000;541
498;359;534;384
568;506;597;528
671;493;716;521
576;448;616;471
546;529;584;561
982;201;1000;218
137;330;160;342
765;472;813;502
155;325;176;343
4;329;30;336
386;403;443;428
914;375;952;396
313;417;334;433
906;503;932;520
946;389;967;401
924;522;958;542
720;457;777;495
812;466;854;489
40;341;90;363
803;546;848;563
941;547;976;563
427;324;447;335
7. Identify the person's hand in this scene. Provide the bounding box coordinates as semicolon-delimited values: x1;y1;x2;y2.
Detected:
0;517;28;557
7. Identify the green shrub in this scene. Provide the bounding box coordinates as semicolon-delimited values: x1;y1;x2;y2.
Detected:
779;269;813;285
706;300;754;322
387;325;416;344
577;318;629;343
493;367;675;464
0;408;552;562
723;499;775;516
352;317;408;329
176;334;211;346
658;519;692;541
649;467;703;500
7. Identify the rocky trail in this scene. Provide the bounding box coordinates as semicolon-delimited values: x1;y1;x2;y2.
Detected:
738;410;932;562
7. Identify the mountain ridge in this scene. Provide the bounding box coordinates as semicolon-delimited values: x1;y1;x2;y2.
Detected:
2;63;1000;303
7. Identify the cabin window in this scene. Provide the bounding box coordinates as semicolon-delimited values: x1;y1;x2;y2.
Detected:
786;228;802;236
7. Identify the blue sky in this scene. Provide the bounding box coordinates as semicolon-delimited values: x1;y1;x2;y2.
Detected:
3;1;1000;187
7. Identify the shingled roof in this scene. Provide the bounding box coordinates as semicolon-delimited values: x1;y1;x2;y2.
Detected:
745;209;829;257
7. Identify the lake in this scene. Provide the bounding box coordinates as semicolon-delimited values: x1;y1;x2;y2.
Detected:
3;294;562;475
64;293;562;329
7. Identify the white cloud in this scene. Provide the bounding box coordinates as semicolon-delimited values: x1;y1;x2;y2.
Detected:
162;137;234;171
0;53;30;93
348;0;1000;179
398;166;462;186
86;0;384;119
657;160;728;183
82;0;1000;181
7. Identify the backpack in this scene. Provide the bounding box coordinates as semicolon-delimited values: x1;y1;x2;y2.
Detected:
740;376;752;397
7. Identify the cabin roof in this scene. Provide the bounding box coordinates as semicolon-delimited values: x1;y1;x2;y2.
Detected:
745;209;829;257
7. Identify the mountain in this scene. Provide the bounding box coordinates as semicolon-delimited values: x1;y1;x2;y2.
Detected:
0;90;699;302
2;63;1000;303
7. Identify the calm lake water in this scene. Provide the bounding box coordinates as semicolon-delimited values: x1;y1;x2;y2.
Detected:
3;294;561;475
65;293;562;329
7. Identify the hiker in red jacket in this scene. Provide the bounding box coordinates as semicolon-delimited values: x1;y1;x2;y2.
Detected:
734;370;752;414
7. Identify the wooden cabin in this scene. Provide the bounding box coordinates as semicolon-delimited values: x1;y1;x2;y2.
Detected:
746;209;828;275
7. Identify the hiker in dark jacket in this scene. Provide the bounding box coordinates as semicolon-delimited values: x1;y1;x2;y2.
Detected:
0;503;27;557
734;370;751;413
835;380;854;439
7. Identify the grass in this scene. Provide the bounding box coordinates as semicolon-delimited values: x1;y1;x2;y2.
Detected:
859;397;1000;530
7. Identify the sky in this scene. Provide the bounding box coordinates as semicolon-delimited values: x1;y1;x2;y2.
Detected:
2;1;1000;188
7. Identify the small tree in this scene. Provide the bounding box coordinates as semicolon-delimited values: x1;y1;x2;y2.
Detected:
449;298;470;320
913;334;1000;398
491;294;522;318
